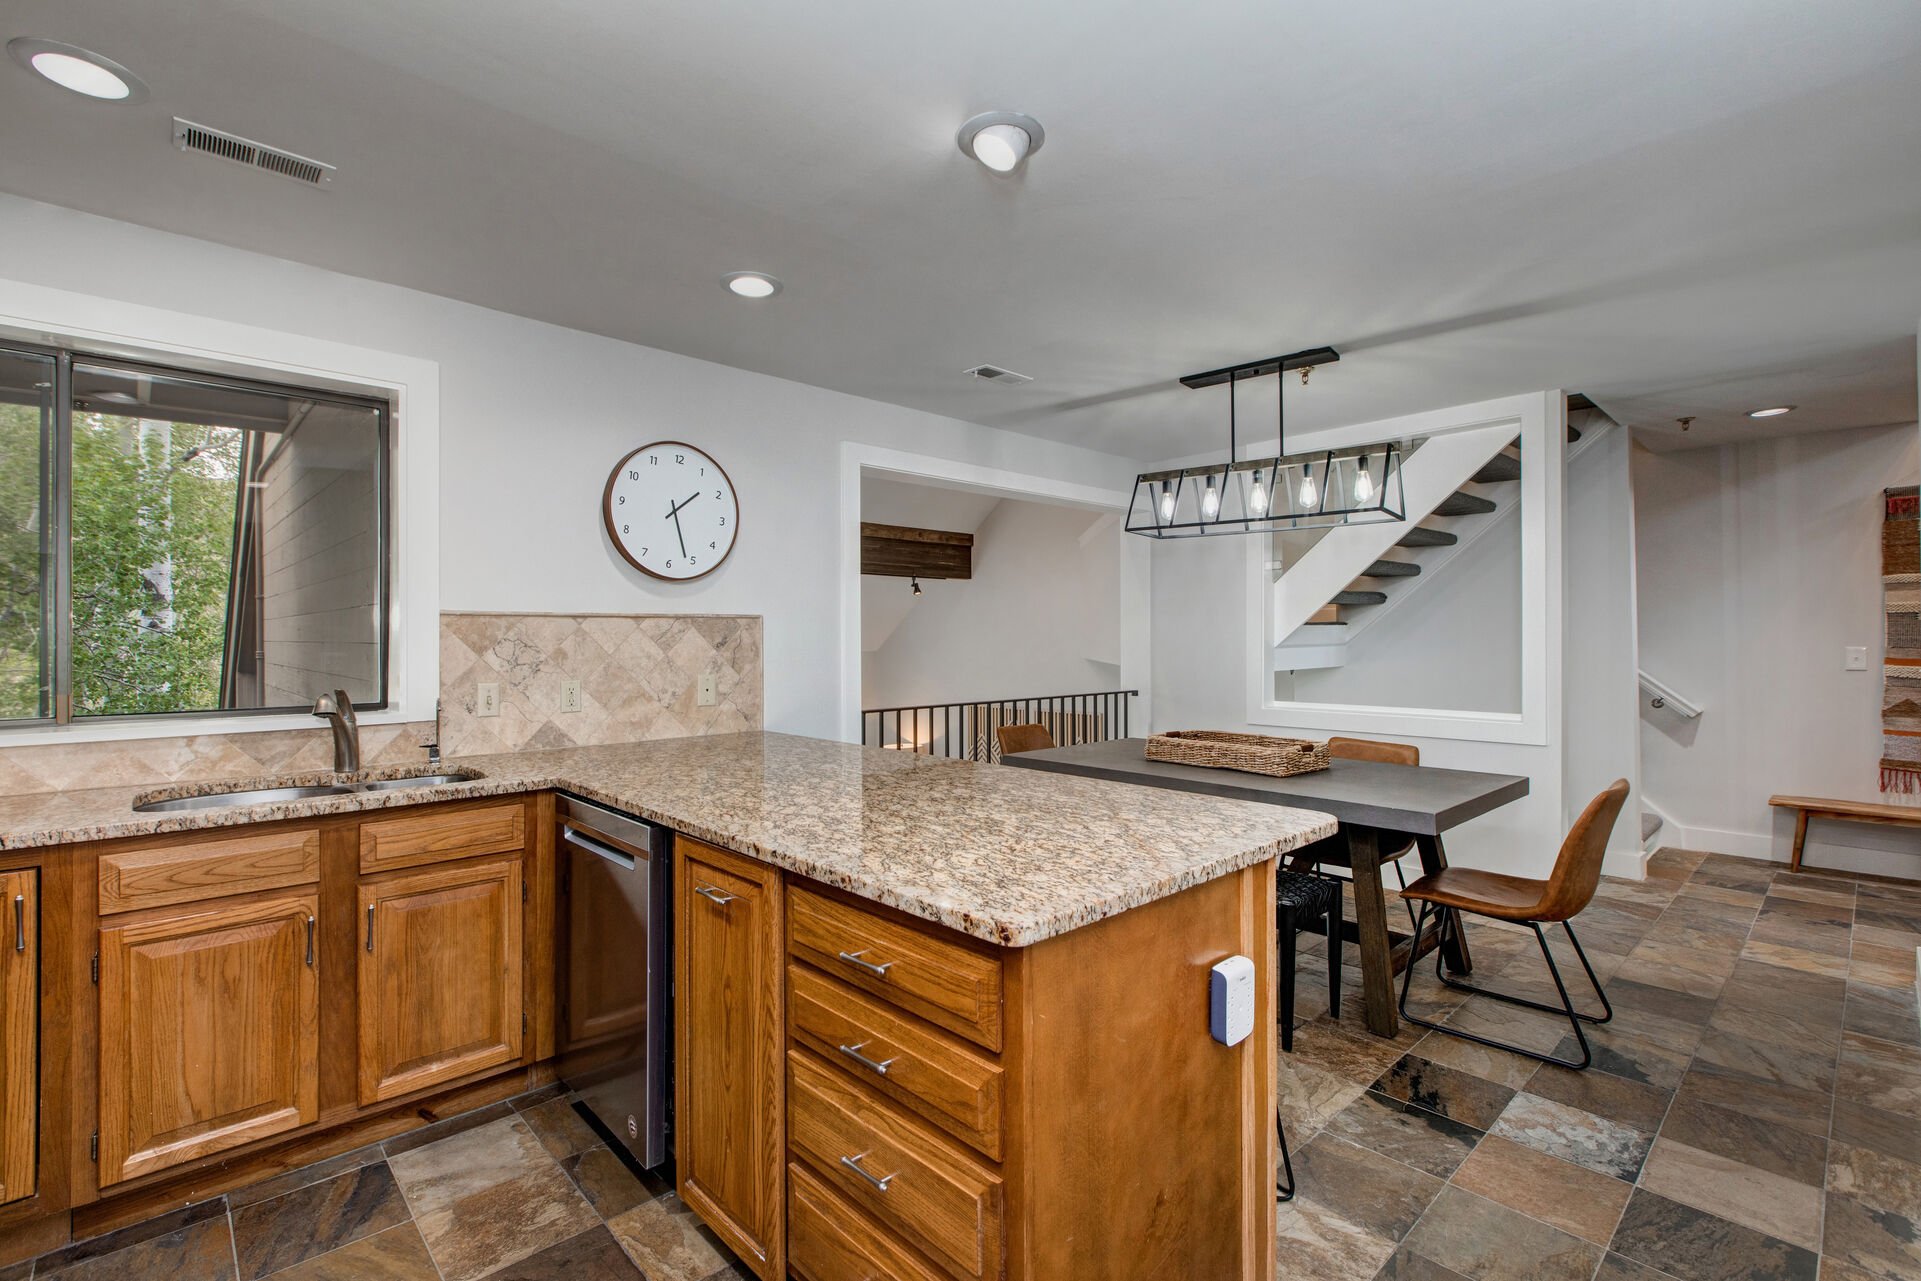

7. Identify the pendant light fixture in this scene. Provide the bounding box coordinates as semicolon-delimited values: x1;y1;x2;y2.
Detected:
1124;346;1407;538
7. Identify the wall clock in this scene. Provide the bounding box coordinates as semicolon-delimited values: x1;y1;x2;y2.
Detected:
603;441;740;581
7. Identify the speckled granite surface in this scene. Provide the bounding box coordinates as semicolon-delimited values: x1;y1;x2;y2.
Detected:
0;732;1334;946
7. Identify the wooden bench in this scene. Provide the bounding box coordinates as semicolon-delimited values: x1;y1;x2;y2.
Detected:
1769;794;1921;871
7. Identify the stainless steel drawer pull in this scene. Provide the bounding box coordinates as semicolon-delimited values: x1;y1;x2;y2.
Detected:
837;1042;897;1077
11;894;22;953
693;884;737;907
365;904;376;952
305;915;316;967
837;949;893;978
839;1152;894;1192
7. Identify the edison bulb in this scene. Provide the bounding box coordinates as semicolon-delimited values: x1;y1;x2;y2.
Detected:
1200;478;1220;519
1299;470;1319;509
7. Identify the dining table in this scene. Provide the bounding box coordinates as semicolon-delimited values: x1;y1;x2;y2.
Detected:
1002;737;1531;1037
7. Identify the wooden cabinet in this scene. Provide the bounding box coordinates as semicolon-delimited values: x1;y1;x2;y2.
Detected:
0;870;36;1207
675;837;784;1281
357;856;524;1106
97;890;319;1186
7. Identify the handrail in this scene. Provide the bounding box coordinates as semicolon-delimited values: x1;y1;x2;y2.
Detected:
861;690;1138;761
1638;670;1702;720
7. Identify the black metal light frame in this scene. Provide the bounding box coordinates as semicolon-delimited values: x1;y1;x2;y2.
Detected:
1125;346;1408;539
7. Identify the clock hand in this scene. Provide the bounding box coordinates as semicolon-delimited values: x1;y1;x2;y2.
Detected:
669;505;688;558
665;491;702;519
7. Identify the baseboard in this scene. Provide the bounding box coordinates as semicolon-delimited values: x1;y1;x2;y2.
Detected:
1602;847;1651;880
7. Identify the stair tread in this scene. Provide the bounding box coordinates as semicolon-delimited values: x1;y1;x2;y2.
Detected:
1360;560;1421;578
1331;590;1388;606
1434;492;1497;517
1473;454;1522;484
1397;527;1458;548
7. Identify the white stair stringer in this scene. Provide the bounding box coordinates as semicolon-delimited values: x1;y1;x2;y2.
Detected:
1270;421;1522;651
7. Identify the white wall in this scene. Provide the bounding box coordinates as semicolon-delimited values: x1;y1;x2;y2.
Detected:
1289;517;1523;713
862;496;1119;712
1635;422;1921;876
0;195;1142;740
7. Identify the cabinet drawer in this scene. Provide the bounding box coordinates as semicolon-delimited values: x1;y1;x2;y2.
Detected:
787;886;1003;1052
99;828;320;914
788;1051;1003;1281
359;799;525;874
789;1161;947;1281
788;965;1002;1161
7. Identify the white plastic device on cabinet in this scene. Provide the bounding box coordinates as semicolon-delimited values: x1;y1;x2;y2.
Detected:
1209;954;1256;1046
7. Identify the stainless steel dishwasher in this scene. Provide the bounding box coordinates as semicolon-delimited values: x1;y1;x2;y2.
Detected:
555;794;673;1170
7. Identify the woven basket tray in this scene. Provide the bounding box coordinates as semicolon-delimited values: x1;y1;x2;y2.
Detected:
1145;730;1330;778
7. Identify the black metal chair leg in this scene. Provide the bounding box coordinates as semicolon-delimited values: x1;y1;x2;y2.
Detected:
1324;895;1341;1021
1276;1110;1296;1202
1278;903;1297;1053
1396;904;1612;1071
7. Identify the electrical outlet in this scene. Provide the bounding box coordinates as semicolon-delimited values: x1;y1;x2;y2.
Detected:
698;672;718;707
476;682;500;717
1845;646;1869;672
560;679;582;713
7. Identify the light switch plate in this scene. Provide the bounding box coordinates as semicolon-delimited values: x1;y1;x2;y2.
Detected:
1209;955;1255;1047
698;672;718;707
560;679;582;713
1845;646;1869;671
476;682;500;717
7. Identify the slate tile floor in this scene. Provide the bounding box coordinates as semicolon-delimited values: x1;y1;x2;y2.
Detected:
12;1089;751;1280
8;850;1917;1281
1282;849;1921;1281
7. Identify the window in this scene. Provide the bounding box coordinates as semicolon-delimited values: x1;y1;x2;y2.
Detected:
0;343;389;726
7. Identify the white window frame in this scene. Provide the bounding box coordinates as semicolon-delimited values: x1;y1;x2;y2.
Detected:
1245;390;1563;746
0;278;439;745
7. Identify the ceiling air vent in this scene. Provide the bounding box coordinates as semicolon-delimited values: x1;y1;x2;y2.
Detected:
964;364;1033;386
173;118;334;187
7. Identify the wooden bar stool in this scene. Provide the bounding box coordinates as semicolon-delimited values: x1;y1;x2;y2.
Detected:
1396;779;1629;1070
995;723;1055;757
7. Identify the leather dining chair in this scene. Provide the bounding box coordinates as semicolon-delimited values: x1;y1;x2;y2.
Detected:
995;723;1055;757
1289;737;1426;924
1395;779;1630;1070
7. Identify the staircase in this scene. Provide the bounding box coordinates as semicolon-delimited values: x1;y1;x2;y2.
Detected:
1276;397;1605;671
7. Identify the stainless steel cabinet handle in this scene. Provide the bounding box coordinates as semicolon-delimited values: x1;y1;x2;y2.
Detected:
837;949;893;978
839;1152;894;1192
693;884;737;907
837;1042;896;1077
11;894;22;953
305;915;316;967
365;904;375;953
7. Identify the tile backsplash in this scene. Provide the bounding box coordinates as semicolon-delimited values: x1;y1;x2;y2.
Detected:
438;612;762;755
0;612;762;796
0;721;435;796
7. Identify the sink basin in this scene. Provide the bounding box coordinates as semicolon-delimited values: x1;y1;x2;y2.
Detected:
347;773;475;792
135;785;353;813
133;769;482;814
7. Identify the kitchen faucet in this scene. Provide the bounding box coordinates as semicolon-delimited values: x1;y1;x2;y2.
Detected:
312;690;361;773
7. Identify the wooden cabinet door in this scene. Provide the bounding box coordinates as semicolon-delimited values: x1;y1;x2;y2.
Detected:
98;890;319;1186
0;869;37;1206
676;839;783;1281
357;857;523;1106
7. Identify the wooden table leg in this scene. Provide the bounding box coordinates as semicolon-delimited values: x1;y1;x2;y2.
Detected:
1789;809;1809;872
1346;826;1398;1038
1416;835;1473;975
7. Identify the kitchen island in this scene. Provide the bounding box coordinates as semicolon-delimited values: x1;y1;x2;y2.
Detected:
0;733;1335;1280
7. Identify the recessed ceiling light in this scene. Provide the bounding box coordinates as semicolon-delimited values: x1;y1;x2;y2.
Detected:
957;111;1044;174
1747;405;1795;418
723;271;781;299
7;38;147;103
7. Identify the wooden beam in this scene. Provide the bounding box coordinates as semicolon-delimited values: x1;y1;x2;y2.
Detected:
860;523;974;580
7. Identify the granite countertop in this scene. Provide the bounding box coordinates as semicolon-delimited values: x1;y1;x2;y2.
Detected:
0;732;1336;946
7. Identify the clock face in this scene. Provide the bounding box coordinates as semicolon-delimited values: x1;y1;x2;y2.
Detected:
603;441;740;581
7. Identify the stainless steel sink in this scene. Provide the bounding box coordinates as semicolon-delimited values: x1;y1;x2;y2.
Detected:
348;773;474;792
133;770;481;814
135;785;354;813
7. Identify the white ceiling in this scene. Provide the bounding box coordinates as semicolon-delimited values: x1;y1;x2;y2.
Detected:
2;0;1918;459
